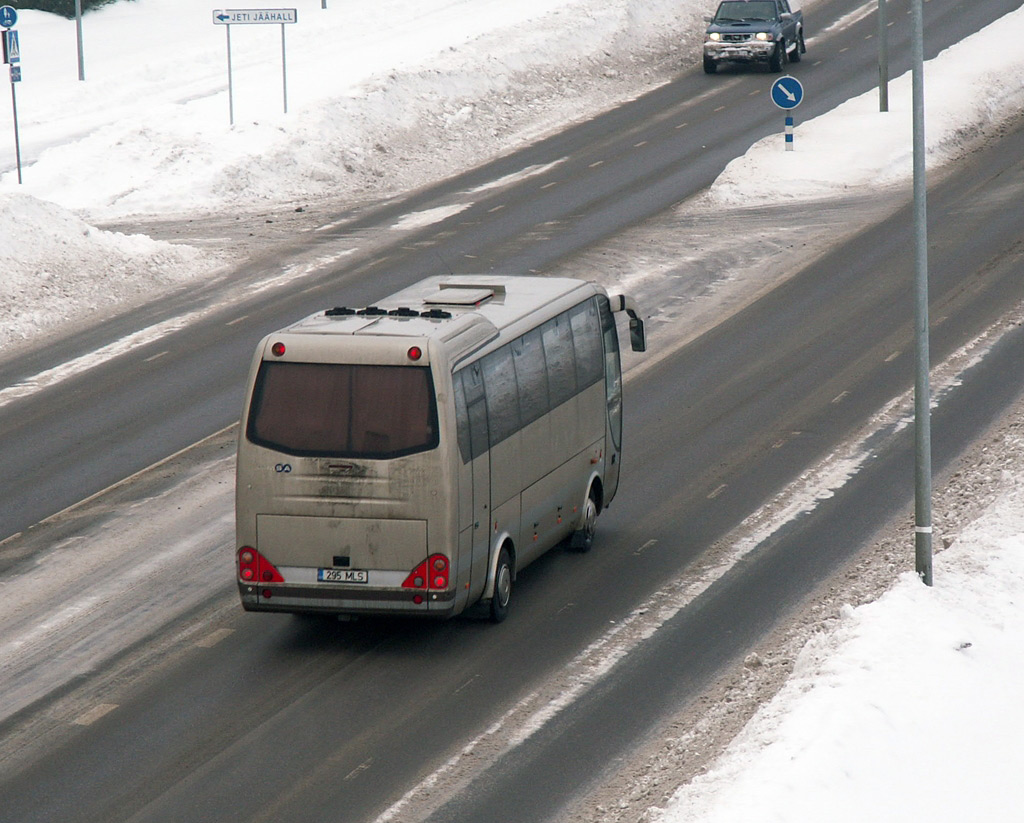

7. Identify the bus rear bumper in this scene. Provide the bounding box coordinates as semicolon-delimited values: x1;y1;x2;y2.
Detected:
237;582;460;618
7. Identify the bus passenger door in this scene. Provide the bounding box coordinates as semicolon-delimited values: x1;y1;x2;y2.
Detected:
601;297;624;503
461;363;491;604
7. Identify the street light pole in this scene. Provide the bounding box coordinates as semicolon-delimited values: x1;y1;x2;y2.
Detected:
878;0;888;111
75;0;85;81
911;0;933;585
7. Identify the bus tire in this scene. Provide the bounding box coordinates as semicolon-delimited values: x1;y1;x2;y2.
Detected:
489;544;513;623
570;490;599;552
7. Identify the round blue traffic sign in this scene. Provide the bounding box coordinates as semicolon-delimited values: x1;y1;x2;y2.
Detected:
770;75;804;110
0;6;16;29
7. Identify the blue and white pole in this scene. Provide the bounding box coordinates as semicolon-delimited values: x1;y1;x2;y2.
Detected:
770;75;804;152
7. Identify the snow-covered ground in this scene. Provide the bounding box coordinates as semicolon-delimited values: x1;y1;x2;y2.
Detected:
1;1;1023;820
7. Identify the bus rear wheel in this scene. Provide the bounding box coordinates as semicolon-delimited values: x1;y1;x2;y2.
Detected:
489;544;513;623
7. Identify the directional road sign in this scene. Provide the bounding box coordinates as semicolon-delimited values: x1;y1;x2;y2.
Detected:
213;8;297;25
770;75;804;110
0;5;16;29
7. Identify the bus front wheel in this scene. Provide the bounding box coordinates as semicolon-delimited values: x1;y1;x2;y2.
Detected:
489;544;513;623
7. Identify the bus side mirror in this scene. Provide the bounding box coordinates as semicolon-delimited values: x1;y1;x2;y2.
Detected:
628;314;646;353
610;294;647;352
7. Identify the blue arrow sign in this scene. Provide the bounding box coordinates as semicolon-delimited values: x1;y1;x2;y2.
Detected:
0;5;16;29
770;75;804;110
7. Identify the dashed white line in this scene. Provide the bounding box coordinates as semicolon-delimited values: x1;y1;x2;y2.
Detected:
74;703;118;726
196;628;235;648
345;759;373;781
634;539;658;556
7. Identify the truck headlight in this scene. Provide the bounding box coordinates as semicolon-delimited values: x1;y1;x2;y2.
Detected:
707;32;721;41
755;32;772;41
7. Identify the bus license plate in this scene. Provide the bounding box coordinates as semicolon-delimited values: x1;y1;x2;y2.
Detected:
317;568;368;584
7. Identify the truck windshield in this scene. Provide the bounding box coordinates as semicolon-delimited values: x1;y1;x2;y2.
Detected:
247;361;439;459
716;1;777;21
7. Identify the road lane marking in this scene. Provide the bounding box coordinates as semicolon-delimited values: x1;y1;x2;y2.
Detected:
73;703;118;726
196;628;235;648
454;675;480;695
144;350;169;363
345;759;373;780
708;484;727;499
634;539;658;556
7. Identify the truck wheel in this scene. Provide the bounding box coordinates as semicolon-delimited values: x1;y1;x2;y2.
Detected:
703;56;717;74
790;31;804;63
769;41;785;72
489;544;513;623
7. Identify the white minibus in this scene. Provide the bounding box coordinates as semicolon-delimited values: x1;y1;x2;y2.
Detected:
235;275;645;621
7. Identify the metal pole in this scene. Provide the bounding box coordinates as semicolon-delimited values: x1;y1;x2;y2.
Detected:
75;0;85;81
9;68;21;183
911;0;932;585
877;0;888;112
281;23;288;114
226;24;234;126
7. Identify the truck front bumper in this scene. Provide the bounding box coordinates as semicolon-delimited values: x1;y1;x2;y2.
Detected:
704;41;775;64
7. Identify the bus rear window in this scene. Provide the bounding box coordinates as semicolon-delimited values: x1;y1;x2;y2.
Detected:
247;361;439;459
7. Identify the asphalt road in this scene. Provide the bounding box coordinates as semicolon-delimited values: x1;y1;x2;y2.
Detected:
1;0;1019;543
2;1;1023;821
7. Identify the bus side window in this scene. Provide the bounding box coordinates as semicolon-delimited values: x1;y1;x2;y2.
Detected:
481;345;521;447
541;313;577;409
453;370;472;464
570;299;604;390
511;328;549;427
460;362;490;460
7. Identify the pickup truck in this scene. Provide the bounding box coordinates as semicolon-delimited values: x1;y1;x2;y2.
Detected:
703;0;805;74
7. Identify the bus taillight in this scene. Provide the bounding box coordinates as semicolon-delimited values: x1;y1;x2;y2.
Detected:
402;554;449;590
238;546;284;583
431;555;449;589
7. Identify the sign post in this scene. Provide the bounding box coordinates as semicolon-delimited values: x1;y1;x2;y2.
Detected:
770;75;804;151
0;5;20;182
213;9;297;125
75;0;85;81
